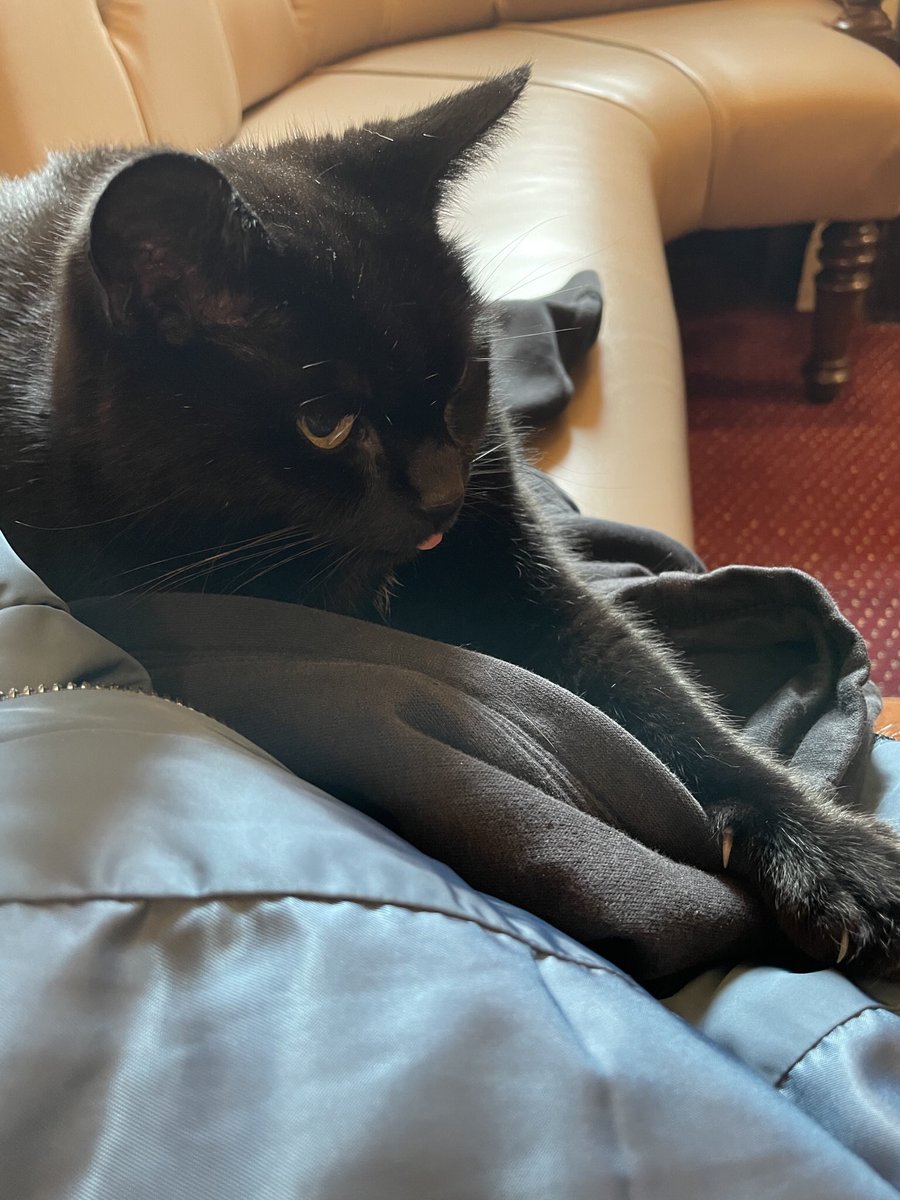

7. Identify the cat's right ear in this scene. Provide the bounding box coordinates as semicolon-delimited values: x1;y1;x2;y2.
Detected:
89;152;267;341
337;66;530;211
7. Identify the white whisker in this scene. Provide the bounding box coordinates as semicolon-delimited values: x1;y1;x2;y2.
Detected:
491;326;583;344
14;495;168;531
472;443;504;463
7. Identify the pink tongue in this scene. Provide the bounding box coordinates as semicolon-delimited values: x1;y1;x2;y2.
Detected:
417;532;444;552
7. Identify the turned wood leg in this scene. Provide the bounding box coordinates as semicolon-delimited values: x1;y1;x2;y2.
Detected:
832;1;899;60
803;220;881;404
804;3;898;402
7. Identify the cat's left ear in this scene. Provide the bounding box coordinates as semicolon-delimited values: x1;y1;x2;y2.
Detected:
340;66;530;209
89;151;268;341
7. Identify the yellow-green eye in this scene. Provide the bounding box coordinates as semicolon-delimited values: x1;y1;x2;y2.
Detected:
297;411;356;450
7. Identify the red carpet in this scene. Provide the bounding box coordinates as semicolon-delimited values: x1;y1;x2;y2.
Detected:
683;305;899;691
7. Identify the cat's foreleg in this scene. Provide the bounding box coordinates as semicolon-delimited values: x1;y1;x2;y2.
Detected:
543;561;900;974
463;442;900;975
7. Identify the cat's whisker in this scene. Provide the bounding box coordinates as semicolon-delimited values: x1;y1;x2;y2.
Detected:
115;524;312;578
482;354;587;365
173;534;328;585
298;545;360;600
470;454;514;469
491;326;584;345
237;553;324;597
13;495;169;531
471;216;567;292
467;476;511;492
225;534;338;592
299;392;337;407
542;468;633;487
313;162;341;184
468;470;511;484
128;540;316;598
178;540;319;594
236;539;352;599
100;484;194;553
514;281;603;300
467;472;512;488
471;443;504;463
459;500;514;534
465;489;507;503
299;548;351;592
117;528;324;596
468;468;512;484
490;246;611;304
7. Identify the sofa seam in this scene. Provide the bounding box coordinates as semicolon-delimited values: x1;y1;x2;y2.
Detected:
501;21;721;224
89;2;150;143
206;0;245;142
315;65;668;159
0;889;637;989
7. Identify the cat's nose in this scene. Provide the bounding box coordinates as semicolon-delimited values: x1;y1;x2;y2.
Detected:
421;494;464;528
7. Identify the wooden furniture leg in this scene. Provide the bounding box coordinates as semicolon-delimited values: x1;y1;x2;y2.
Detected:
832;0;899;59
803;221;882;404
803;1;897;403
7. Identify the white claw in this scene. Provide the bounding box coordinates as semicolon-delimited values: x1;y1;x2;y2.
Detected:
721;827;734;870
836;929;850;965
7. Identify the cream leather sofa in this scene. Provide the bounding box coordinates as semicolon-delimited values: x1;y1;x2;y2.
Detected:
2;1;899;545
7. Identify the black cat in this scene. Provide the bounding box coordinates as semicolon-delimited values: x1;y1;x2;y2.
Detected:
1;67;898;974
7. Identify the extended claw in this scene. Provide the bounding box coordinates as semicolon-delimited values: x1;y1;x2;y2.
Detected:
836;929;850;965
721;827;734;870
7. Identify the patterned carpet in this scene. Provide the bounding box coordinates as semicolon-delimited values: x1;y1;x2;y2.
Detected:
682;302;899;691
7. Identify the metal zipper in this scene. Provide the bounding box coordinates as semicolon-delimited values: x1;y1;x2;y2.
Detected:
0;681;194;712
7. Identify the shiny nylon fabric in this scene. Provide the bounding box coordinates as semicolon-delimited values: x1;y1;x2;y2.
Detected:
1;529;900;1197
9;893;898;1200
71;523;880;982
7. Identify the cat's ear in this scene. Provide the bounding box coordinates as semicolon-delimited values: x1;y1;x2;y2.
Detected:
89;152;267;341
341;66;530;208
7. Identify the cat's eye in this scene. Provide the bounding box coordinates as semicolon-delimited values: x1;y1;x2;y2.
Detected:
297;411;356;450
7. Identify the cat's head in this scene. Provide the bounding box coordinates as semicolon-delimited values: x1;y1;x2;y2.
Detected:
57;68;529;584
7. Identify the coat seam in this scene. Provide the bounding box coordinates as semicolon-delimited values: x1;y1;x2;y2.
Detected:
0;889;638;990
774;1004;887;1088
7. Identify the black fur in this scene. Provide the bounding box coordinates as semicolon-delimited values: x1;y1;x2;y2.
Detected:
1;68;899;975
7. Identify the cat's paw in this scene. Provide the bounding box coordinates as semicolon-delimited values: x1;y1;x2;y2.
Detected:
715;798;900;978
